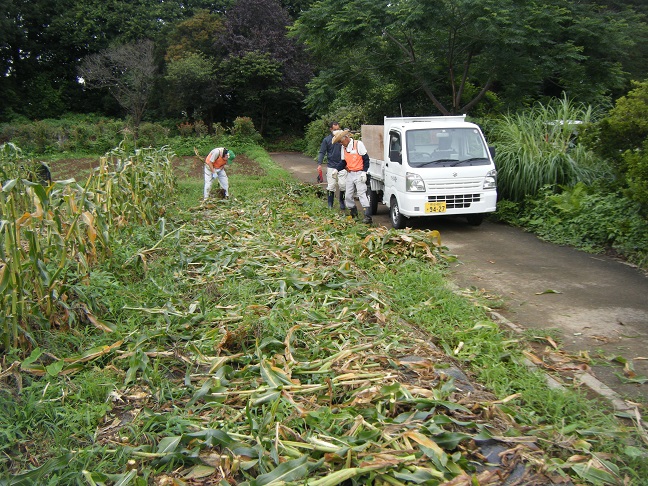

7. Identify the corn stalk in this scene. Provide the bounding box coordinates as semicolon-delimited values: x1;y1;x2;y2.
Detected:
0;143;176;350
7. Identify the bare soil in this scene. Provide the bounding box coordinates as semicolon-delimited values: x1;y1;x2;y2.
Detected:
50;154;265;181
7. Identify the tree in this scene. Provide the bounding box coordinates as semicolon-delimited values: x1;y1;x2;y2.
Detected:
292;0;645;118
278;0;317;20
0;0;91;119
0;0;230;121
546;1;646;102
160;10;228;125
165;52;219;122
163;9;227;62
216;0;312;135
79;40;156;134
221;51;285;134
157;0;311;134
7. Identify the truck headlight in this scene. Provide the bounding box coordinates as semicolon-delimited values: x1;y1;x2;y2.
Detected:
483;169;497;190
406;172;425;192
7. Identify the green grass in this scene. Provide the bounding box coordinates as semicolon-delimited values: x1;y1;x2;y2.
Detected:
1;144;647;485
489;96;604;202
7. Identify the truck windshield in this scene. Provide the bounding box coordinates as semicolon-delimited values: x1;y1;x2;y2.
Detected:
405;128;490;167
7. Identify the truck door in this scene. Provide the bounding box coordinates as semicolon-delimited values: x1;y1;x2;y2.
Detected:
385;130;404;204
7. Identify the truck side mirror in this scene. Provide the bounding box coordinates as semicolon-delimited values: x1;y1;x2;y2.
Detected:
488;146;496;159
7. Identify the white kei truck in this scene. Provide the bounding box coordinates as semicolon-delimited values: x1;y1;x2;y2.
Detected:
363;116;497;228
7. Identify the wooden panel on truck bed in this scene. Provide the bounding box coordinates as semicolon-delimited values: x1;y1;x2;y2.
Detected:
361;125;383;160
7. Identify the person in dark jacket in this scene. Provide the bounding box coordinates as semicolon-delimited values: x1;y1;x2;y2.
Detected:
317;121;347;209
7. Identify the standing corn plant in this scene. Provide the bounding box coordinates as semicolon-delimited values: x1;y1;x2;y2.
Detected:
489;95;603;202
0;143;176;350
95;143;176;225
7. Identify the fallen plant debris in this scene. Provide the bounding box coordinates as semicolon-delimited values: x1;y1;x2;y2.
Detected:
86;183;639;483
1;152;645;485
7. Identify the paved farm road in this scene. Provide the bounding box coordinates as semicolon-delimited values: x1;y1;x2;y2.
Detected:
271;151;648;405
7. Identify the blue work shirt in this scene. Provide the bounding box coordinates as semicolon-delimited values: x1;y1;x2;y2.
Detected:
317;133;346;171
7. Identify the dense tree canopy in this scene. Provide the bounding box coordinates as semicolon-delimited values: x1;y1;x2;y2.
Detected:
165;52;219;124
159;10;227;126
0;0;646;134
218;0;312;134
0;0;229;120
157;0;311;134
292;0;647;119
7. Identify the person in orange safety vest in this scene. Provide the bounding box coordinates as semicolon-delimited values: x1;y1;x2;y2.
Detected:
332;129;372;224
203;147;230;199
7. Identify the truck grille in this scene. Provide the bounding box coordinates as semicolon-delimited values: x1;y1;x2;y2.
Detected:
426;178;483;190
427;194;481;208
424;178;483;208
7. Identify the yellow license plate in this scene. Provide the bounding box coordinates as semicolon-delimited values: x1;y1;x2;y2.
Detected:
425;201;447;213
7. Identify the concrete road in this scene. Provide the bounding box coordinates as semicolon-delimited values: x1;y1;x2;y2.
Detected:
271;152;648;404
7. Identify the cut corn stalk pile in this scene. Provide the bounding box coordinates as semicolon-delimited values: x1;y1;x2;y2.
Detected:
90;181;614;485
93;197;540;485
2;151;634;485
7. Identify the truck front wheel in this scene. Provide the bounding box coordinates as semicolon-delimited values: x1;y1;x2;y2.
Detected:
390;197;406;229
369;190;380;215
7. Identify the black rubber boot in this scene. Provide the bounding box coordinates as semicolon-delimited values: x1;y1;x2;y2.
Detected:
349;206;358;218
339;191;346;210
327;191;334;208
362;208;372;224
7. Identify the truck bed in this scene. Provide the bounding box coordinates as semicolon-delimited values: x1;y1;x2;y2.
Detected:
367;158;385;183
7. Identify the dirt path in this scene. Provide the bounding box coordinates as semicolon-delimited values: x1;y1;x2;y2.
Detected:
271;151;648;405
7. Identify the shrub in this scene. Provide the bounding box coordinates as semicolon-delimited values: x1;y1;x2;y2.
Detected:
624;140;648;211
230;117;256;137
177;122;194;137
519;183;648;267
264;135;306;153
229;117;262;144
303;105;371;160
0;120;58;153
68;122;98;152
490;96;605;202
592;80;648;171
491;199;523;225
211;123;226;137
0;114;126;155
137;122;170;148
176;121;210;137
193;120;208;137
303;118;329;159
93;118;127;152
31;120;59;153
591;80;648;212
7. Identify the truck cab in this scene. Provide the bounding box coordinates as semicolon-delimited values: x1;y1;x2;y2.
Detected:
364;116;497;228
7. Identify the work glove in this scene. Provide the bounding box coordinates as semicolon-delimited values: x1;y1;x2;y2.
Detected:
359;172;367;183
